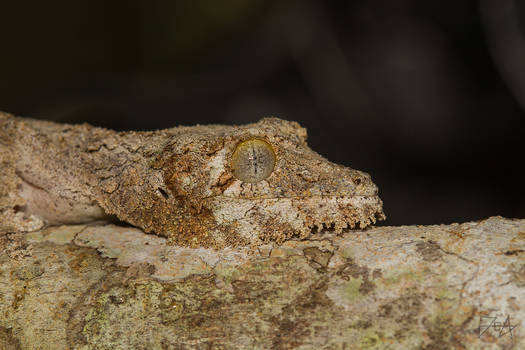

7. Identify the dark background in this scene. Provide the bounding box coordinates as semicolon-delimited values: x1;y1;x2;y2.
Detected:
1;0;524;226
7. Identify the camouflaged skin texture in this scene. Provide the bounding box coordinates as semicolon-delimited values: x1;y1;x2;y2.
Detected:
0;111;385;249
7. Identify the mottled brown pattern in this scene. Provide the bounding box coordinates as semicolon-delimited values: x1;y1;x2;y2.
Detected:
0;111;385;248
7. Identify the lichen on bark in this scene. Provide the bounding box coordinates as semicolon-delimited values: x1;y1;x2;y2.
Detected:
1;216;525;349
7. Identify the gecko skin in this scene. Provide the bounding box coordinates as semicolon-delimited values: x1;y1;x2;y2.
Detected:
0;112;385;248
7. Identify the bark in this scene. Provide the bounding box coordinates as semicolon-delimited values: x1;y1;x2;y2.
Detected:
1;216;524;349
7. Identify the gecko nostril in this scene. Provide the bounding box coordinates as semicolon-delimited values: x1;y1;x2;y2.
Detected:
157;188;169;200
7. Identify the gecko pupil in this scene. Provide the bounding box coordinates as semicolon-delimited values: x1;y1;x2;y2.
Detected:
232;139;275;183
252;149;258;174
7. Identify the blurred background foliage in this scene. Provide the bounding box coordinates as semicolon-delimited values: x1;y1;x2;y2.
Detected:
0;0;524;225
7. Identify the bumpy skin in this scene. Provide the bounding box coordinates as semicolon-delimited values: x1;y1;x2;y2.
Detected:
0;112;385;248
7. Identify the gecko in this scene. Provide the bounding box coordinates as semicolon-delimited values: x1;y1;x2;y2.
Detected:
0;111;385;249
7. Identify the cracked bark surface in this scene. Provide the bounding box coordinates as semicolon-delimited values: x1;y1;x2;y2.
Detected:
1;216;525;349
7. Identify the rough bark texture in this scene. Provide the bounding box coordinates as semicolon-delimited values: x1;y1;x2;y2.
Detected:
1;216;525;349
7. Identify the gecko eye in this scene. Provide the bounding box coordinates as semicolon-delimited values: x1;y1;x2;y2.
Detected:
231;139;276;183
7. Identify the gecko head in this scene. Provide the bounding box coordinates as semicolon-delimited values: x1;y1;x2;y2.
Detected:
159;117;385;248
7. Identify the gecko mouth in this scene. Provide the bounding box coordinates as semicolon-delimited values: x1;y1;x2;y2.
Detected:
210;194;385;244
306;208;385;234
295;195;385;234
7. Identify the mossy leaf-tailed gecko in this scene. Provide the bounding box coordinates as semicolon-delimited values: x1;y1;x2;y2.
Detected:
0;112;385;249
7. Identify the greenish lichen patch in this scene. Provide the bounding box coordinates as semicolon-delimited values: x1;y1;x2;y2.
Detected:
213;262;241;282
344;277;364;301
380;268;424;289
25;224;86;245
359;330;383;349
